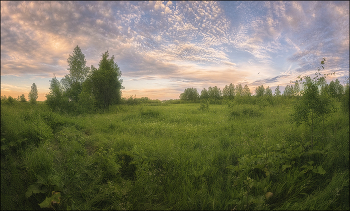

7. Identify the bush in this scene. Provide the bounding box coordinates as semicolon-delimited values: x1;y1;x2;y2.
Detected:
198;100;209;111
229;105;262;119
342;85;349;113
5;96;17;105
140;108;161;118
41;111;70;132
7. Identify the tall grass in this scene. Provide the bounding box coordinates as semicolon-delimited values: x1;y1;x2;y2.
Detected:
1;100;348;210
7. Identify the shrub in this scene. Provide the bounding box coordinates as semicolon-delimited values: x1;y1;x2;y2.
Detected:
198;100;209;111
229;105;262;119
6;96;16;105
342;85;349;113
140;108;161;118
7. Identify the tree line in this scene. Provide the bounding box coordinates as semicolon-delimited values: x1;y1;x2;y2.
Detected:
1;55;348;115
179;78;346;103
1;83;38;104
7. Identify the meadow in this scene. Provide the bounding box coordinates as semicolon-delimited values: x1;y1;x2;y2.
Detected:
1;98;349;210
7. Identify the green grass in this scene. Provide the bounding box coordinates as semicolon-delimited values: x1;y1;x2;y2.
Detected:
1;100;349;210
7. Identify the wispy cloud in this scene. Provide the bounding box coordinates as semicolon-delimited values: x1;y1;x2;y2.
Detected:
1;1;348;99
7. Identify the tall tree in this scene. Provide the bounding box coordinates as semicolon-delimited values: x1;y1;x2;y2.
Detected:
90;51;123;110
255;85;265;97
18;94;27;102
275;85;281;96
334;79;344;97
223;83;235;99
179;88;199;102
235;84;243;97
283;85;294;97
242;85;251;97
78;73;96;113
292;58;335;149
46;76;66;112
208;86;222;100
28;83;38;104
328;80;337;98
265;86;272;97
342;82;349;113
200;88;209;100
294;81;300;96
61;45;90;103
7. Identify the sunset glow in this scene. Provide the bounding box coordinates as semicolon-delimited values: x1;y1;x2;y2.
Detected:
1;1;349;101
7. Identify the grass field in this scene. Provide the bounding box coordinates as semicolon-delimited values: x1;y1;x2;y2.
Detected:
1;99;349;210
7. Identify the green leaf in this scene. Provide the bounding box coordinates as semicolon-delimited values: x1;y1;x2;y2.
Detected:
300;169;308;174
226;165;235;170
25;184;47;198
282;164;291;172
264;168;270;176
1;145;8;151
313;166;326;175
301;165;308;169
38;197;51;208
38;191;61;208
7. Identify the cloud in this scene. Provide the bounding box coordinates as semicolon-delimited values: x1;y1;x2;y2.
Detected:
1;1;348;100
1;1;139;76
251;75;289;86
0;1;247;79
129;76;157;81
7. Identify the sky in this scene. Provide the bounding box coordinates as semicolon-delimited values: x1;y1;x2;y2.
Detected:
1;1;349;101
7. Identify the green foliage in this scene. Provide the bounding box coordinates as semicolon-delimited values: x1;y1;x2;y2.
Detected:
223;83;235;99
61;45;90;103
1;95;7;103
242;84;251;97
200;87;209;100
294;81;301;96
44;46;124;114
283;84;294;97
275;85;281;96
208;86;222;100
28;83;38;104
38;191;61;209
90;51;123;110
117;151;137;180
236;84;243;97
1;104;53;155
140;107;161;118
292;58;336;149
1;98;348;210
46;76;68;112
229;105;262;119
323;79;345;100
5;96;16;105
198;100;209;111
124;95;139;105
18;94;27;102
179;87;199;102
162;99;183;104
76;74;96;113
265;86;272;97
342;84;349;113
25;183;48;198
122;96;161;106
255;85;265;97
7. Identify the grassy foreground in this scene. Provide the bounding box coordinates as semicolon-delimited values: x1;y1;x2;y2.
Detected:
1;100;349;210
